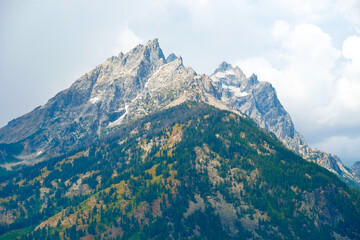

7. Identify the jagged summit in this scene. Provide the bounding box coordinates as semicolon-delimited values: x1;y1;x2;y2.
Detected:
2;38;360;240
351;161;360;179
0;38;167;166
142;38;166;62
212;61;245;78
129;38;162;53
211;61;246;87
146;37;160;46
0;38;358;187
248;73;259;84
213;61;233;72
166;53;177;63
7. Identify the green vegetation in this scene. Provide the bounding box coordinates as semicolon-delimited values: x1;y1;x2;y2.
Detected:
0;226;33;240
0;102;359;239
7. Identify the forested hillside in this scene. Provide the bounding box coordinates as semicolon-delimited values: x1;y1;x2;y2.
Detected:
0;102;359;239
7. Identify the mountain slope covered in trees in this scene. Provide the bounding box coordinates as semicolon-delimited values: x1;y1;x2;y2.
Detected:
1;102;359;240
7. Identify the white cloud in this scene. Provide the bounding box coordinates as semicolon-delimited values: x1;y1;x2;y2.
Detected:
272;0;360;30
236;22;360;164
273;0;332;20
112;26;144;55
314;135;360;165
182;0;209;7
236;57;279;79
338;0;360;32
322;35;360;126
237;22;340;120
343;35;360;77
272;20;290;41
2;0;360;164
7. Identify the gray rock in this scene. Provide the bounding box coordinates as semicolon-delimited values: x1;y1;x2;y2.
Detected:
0;38;166;164
0;38;358;187
166;53;177;63
209;62;359;186
351;161;360;178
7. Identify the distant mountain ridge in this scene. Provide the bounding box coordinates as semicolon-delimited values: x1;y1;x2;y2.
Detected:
0;38;358;187
208;62;359;187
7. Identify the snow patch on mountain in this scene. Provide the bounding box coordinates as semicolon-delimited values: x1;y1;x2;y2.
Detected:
223;85;249;97
108;105;128;127
0;38;358;187
89;96;101;104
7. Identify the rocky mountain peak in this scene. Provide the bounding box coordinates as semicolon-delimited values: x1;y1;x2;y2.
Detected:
206;60;359;186
0;38;359;188
248;73;259;85
117;38;165;71
117;51;124;58
351;161;360;178
174;55;184;67
166;53;177;63
143;38;166;63
146;38;160;49
215;61;233;72
211;61;246;87
213;61;245;77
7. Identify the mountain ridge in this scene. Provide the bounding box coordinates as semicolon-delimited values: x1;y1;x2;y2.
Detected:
0;38;358;187
1;102;360;239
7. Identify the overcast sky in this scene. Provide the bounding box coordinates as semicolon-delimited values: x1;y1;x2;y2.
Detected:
1;0;360;165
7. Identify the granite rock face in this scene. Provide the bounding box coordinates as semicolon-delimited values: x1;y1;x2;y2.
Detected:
0;39;166;166
351;161;360;178
0;39;358;186
208;62;359;186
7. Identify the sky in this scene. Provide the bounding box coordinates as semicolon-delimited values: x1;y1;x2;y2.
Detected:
1;0;360;165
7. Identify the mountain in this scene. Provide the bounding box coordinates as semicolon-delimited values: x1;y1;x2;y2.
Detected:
351;161;360;179
0;39;358;188
208;62;359;187
1;102;360;239
0;39;166;167
1;38;360;239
